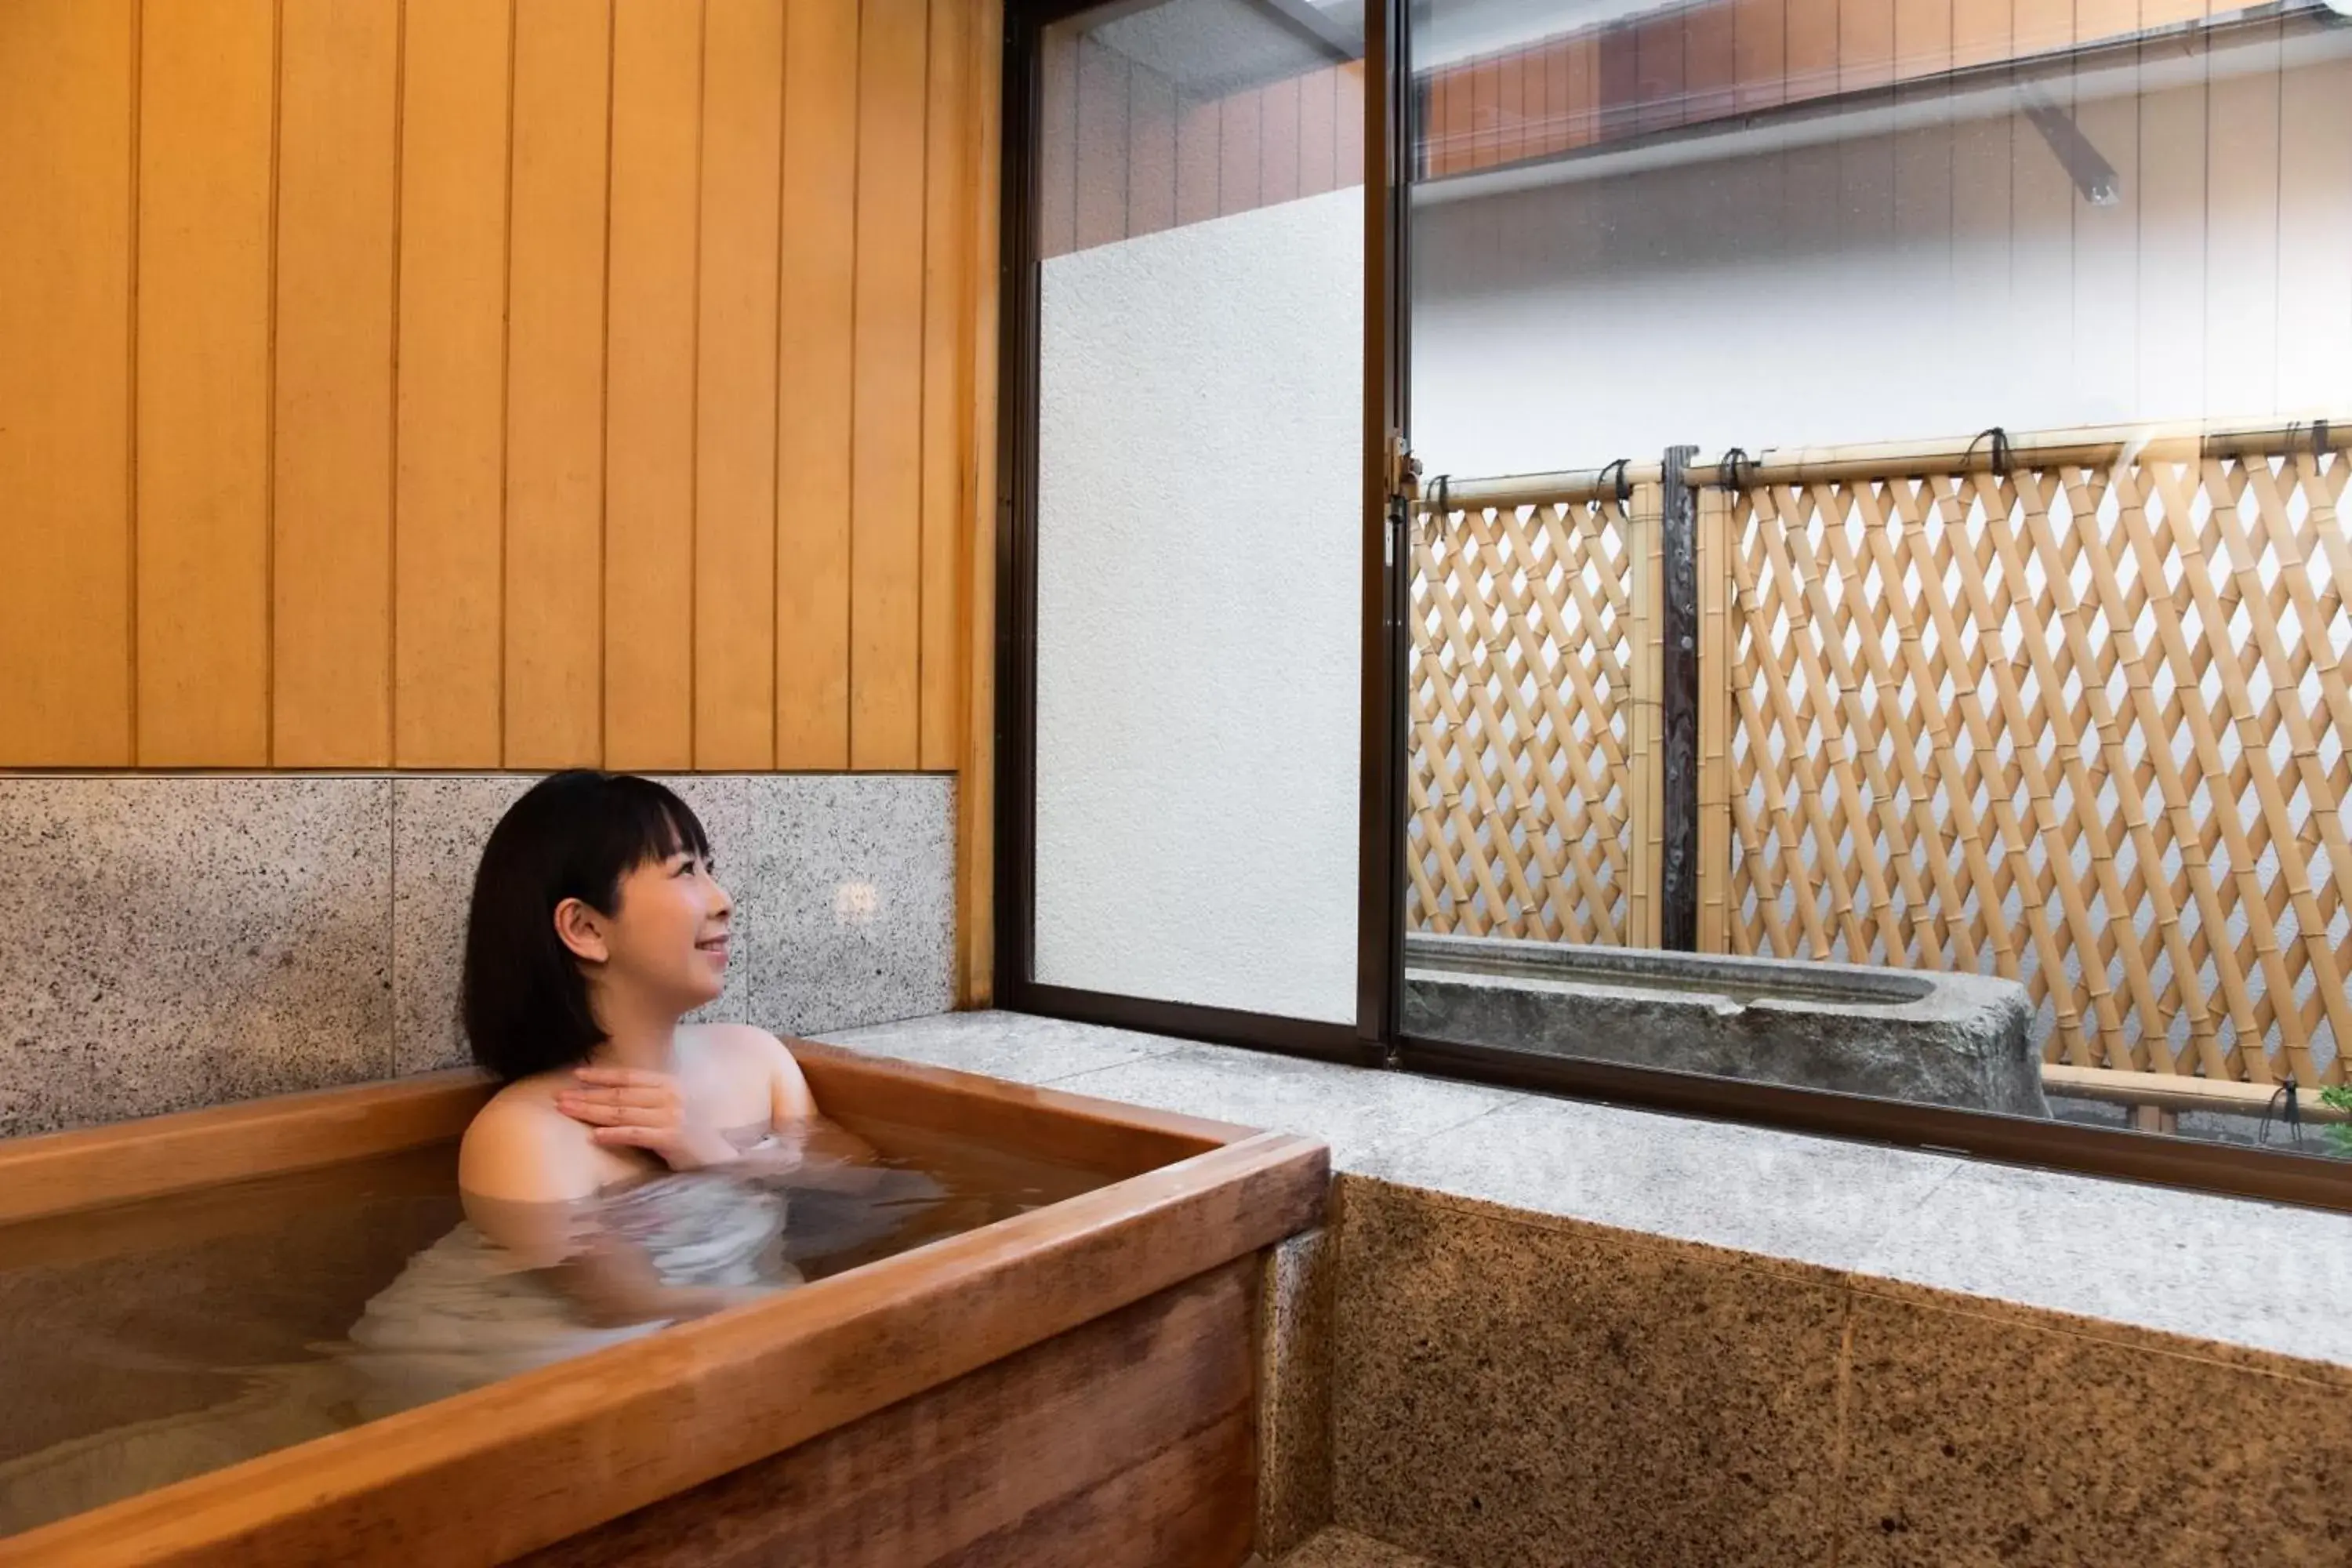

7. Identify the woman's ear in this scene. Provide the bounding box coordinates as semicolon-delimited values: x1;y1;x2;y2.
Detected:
552;898;611;965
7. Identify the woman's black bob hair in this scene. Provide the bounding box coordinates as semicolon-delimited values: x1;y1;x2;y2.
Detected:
462;770;713;1083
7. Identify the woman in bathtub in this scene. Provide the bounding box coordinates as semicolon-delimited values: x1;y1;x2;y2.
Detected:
343;770;893;1412
0;772;916;1525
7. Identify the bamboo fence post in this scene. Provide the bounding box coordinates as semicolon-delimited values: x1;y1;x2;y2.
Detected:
1625;481;1661;949
1696;483;1731;955
1658;446;1701;952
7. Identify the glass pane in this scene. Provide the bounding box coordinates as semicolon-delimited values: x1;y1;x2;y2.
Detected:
1031;0;1369;1023
1405;0;2352;1156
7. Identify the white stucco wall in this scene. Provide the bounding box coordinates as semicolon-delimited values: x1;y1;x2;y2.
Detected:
1410;54;2352;478
1033;188;1365;1024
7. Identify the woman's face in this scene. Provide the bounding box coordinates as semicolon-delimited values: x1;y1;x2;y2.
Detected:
591;848;735;1014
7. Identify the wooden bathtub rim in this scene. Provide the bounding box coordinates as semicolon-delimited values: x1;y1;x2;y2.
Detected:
0;1069;492;1227
0;1038;1260;1226
0;1129;1329;1568
789;1036;1259;1171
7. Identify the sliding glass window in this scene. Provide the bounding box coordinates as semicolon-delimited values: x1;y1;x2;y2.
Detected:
1399;0;2352;1178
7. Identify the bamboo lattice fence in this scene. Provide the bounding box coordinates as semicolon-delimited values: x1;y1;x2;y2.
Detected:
1414;419;2352;1100
1408;466;1665;949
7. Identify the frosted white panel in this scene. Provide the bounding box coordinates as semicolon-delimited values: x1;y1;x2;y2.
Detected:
1033;190;1364;1024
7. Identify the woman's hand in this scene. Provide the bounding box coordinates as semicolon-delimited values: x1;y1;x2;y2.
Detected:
555;1067;740;1171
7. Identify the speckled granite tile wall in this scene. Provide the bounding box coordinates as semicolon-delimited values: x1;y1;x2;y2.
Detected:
3;775;955;1134
1838;1283;2352;1568
0;778;396;1137
1258;1225;1338;1559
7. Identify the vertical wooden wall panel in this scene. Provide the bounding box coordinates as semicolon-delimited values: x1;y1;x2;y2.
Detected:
1175;92;1221;225
849;0;927;768
1595;29;1636;141
603;0;702;770
1950;0;2009;71
1685;5;1737;125
136;0;275;765
504;0;611;768
0;0;135;764
1534;42;1567;156
1219;88;1261;215
1298;67;1337;196
1894;0;1951;80
1472;57;1501;162
1073;38;1129;252
1126;61;1177;241
1631;13;1681;137
695;0;784;768
1784;0;1837;100
1038;27;1076;259
1563;38;1596;150
1336;61;1363;185
395;0;512;766
1425;69;1465;176
921;0;974;770
274;0;398;767
1733;0;1787;113
1261;73;1301;202
958;0;1003;1003
776;0;858;768
1839;0;1895;93
2074;0;2134;46
2011;0;2072;66
1523;42;1551;161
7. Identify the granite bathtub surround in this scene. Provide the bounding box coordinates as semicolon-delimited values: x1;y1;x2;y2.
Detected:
2;774;955;1136
1258;1225;1338;1559
1330;1174;2352;1568
822;1010;2352;1368
826;1012;2352;1568
1838;1284;2352;1568
1333;1178;1849;1567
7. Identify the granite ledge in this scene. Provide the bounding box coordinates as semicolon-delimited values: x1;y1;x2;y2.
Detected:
817;1010;2352;1373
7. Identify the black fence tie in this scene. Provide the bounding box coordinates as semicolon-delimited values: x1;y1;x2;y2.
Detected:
2259;1073;2303;1151
1600;457;1633;506
1967;425;2015;477
1717;446;1756;492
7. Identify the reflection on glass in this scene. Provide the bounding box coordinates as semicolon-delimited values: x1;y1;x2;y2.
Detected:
1030;1;1369;1024
1405;0;2352;1156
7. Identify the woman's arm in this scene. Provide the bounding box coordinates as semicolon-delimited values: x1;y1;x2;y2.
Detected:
542;1236;767;1328
768;1033;889;1190
458;1097;760;1327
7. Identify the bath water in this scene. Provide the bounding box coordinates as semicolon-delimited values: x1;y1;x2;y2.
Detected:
0;1120;1105;1536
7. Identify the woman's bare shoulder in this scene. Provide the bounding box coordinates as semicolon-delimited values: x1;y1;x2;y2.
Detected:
679;1021;795;1057
458;1077;602;1203
678;1024;815;1116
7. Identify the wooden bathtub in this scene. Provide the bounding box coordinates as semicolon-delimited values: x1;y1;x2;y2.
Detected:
0;1041;1327;1566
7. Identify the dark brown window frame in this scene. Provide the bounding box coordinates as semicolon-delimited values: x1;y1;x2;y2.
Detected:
992;0;2352;1217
